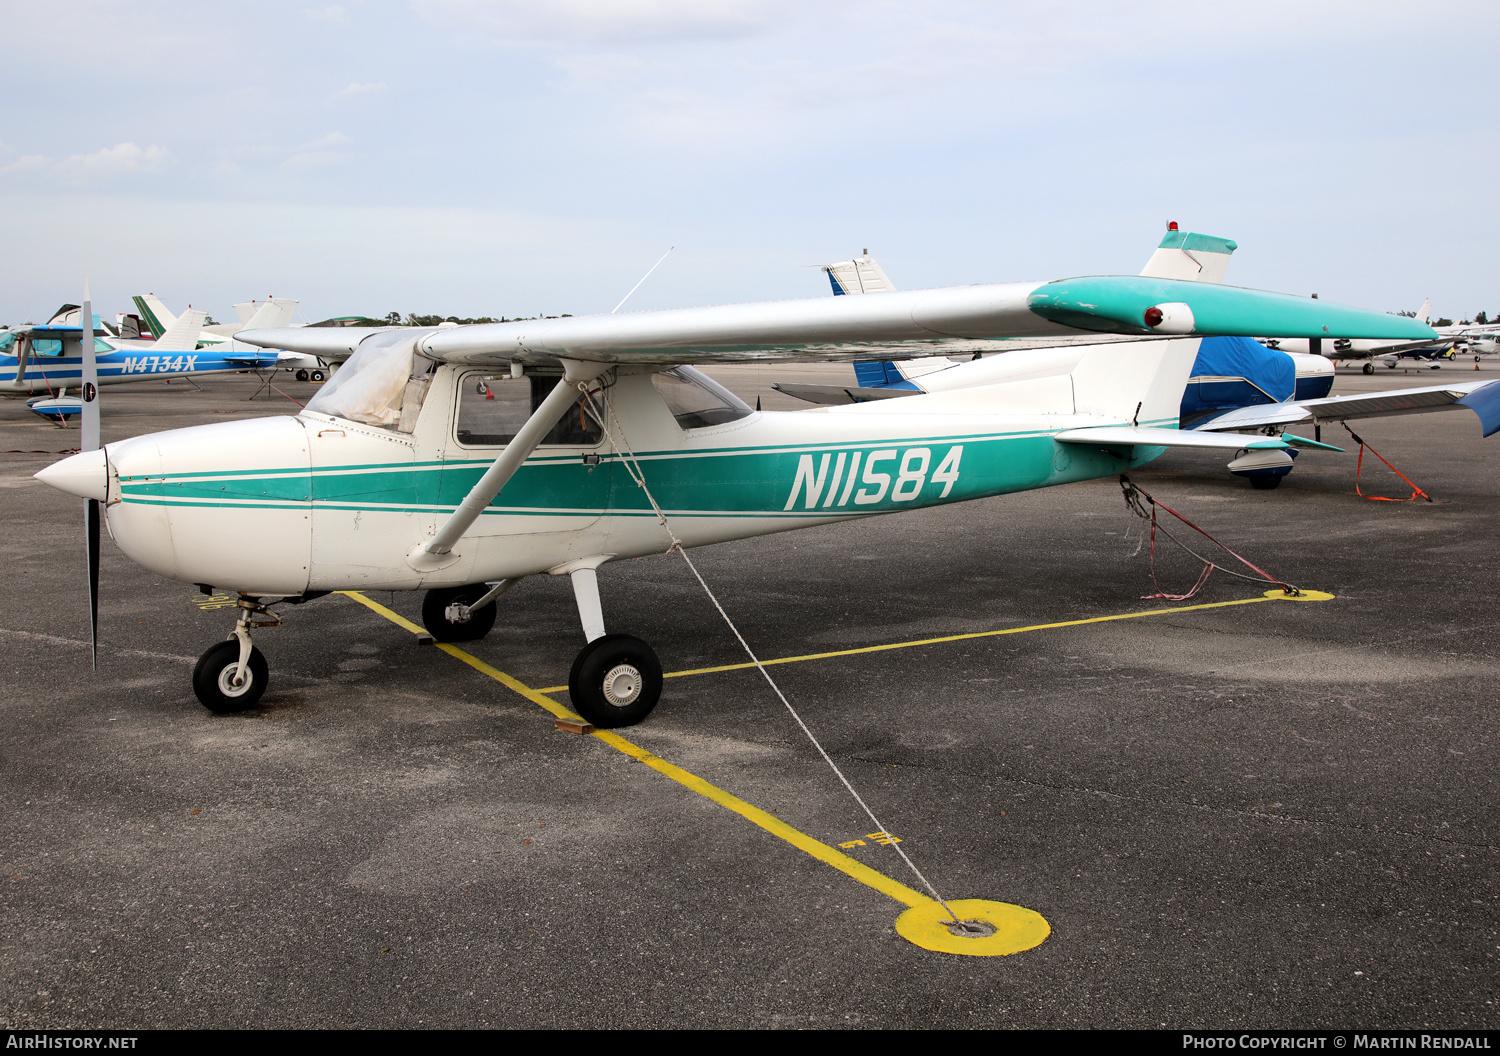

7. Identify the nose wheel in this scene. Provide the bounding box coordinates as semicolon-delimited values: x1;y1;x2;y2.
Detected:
193;640;269;713
192;595;282;713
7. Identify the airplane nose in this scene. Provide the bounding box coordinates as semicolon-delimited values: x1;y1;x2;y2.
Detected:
35;449;108;502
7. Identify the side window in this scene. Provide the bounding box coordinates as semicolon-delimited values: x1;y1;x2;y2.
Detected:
454;374;603;448
651;366;754;429
33;338;64;357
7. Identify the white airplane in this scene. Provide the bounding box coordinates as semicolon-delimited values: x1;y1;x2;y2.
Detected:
35;259;1436;727
778;233;1500;489
1263;298;1455;373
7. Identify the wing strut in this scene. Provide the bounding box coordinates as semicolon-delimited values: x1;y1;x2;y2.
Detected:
407;359;610;573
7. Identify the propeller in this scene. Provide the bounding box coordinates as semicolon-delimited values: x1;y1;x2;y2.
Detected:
80;282;100;670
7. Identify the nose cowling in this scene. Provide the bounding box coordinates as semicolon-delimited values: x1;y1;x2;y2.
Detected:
102;416;314;595
35;449;108;502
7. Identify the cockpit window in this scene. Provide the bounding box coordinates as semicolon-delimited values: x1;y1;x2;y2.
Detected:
651;367;753;430
455;373;603;448
33;338;63;357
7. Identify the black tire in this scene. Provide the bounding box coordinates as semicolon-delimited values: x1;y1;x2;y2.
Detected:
310;370;326;382
1386;361;1396;369
421;584;498;642
295;369;310;382
1362;363;1375;374
193;640;269;713
568;634;663;728
1249;475;1283;490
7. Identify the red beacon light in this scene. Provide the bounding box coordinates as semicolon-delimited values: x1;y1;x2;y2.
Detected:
1167;221;1179;231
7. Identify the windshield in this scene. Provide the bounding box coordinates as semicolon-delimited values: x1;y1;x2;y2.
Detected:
651;367;753;429
304;331;419;428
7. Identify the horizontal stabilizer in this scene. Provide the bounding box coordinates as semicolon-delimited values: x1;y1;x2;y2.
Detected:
1195;380;1500;434
1053;426;1289;450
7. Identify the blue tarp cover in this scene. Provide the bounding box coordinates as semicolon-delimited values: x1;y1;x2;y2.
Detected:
1182;336;1295;418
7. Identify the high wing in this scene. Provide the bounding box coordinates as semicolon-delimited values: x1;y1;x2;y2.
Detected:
237;275;1436;368
1194;379;1500;437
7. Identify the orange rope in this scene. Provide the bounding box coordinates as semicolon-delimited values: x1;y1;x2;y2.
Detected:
1342;424;1432;503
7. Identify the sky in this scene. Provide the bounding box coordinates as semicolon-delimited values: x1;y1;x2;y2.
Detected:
3;0;1497;325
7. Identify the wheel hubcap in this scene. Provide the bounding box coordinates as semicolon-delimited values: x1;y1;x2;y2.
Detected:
601;664;642;707
218;664;253;698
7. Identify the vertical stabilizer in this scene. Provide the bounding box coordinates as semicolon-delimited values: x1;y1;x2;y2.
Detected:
132;294;178;339
1139;224;1237;284
1071;337;1205;426
1415;297;1432;324
154;309;207;352
235;297;300;330
823;251;896;296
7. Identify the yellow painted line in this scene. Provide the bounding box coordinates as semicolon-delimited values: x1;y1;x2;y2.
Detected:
591;728;928;908
339;591;931;909
534;593;1296;693
339;590;583;720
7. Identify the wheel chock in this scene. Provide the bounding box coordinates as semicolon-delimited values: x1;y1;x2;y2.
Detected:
555;717;595;735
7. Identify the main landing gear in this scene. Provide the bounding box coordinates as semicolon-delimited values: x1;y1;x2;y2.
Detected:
418;563;663;727
193;596;281;713
557;559;663;728
293;369;326;383
421;581;512;642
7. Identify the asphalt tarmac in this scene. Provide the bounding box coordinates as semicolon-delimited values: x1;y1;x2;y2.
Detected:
1;362;1497;1029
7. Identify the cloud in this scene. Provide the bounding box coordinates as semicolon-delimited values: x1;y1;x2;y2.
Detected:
3;154;51;175
66;142;171;180
3;143;172;185
415;0;786;43
338;82;387;97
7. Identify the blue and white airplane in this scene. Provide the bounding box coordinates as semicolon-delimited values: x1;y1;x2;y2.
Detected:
777;228;1500;488
2;302;283;421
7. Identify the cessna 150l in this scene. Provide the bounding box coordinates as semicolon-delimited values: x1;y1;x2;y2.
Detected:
35;265;1436;727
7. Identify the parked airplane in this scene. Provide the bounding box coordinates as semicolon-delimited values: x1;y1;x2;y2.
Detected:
1263;298;1455;373
36;254;1435;725
1;303;281;421
776;234;1499;488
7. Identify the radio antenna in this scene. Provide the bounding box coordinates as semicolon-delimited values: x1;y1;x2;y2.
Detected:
611;246;675;314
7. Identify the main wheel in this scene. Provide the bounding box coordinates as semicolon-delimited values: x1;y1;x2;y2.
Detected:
310;370;326;382
1362;363;1375;374
421;584;498;642
1249;474;1284;490
295;369;310;382
193;640;269;713
568;634;663;728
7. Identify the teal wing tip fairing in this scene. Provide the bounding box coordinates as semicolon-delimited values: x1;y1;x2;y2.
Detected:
1027;276;1440;342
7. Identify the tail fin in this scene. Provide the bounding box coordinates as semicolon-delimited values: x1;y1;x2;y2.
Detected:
823;250;896;295
1139;223;1237;283
154;308;207;352
131;294;177;339
234;297;299;329
1415;297;1432;323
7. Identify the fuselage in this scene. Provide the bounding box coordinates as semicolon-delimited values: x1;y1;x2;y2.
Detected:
0;331;278;398
88;364;1158;596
